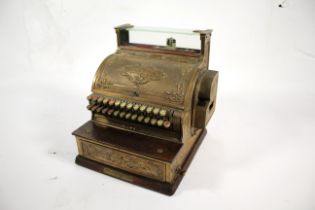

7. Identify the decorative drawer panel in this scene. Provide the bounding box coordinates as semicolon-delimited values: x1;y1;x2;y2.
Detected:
79;139;166;181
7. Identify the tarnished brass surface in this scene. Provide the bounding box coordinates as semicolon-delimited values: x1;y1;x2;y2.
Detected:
73;25;218;194
93;51;199;109
79;139;166;181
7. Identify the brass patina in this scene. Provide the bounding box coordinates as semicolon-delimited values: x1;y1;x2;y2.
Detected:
72;24;218;195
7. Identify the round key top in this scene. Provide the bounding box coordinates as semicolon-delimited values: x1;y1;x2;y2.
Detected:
125;113;131;120
146;106;153;114
150;118;157;126
108;99;115;106
97;97;104;103
140;105;147;112
163;120;171;128
120;101;126;109
137;115;144;122
107;109;114;116
91;95;98;102
126;103;133;110
101;108;109;114
119;112;126;118
96;106;103;113
131;114;137;121
159;109;167;117
87;95;93;101
114;100;121;107
157;119;163;127
144;117;150;124
91;105;99;112
133;104;140;111
153;107;160;115
103;98;109;105
113;110;120;117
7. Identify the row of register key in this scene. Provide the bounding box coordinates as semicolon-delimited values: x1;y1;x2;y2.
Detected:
87;94;172;129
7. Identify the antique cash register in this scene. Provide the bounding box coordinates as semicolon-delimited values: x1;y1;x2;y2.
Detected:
72;24;218;195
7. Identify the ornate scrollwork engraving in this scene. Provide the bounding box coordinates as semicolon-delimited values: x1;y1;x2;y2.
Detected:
165;82;185;103
81;141;165;181
95;77;112;89
121;64;166;87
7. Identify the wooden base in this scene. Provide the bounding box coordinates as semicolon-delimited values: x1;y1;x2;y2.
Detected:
75;129;206;195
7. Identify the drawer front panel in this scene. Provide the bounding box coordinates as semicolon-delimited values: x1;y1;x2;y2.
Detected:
79;139;165;181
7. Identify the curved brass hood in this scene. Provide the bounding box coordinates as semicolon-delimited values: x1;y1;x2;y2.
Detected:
92;49;202;109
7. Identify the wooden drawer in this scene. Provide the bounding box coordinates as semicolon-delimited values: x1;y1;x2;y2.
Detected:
77;138;166;181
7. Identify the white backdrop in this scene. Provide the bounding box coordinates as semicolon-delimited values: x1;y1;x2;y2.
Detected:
1;0;315;209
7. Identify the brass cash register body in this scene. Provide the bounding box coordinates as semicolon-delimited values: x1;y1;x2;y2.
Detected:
72;24;218;195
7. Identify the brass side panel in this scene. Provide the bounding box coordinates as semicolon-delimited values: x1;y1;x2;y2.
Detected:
76;137;84;155
79;139;166;181
169;129;203;182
